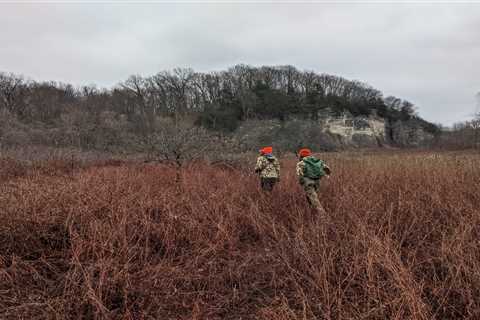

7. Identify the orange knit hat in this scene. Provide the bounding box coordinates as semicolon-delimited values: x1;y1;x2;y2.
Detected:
298;148;312;158
259;146;273;155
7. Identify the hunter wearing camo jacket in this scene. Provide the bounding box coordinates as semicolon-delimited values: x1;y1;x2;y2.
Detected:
254;146;280;191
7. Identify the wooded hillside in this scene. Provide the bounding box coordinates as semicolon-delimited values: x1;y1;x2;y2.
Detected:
0;65;439;152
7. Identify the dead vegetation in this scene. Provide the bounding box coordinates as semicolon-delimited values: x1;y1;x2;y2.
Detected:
0;152;479;319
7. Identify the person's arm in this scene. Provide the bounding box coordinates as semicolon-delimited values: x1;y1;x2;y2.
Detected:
254;157;264;173
324;163;331;175
275;159;281;178
296;161;305;177
296;161;305;184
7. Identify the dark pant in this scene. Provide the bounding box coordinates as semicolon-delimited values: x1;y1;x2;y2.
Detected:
261;177;278;191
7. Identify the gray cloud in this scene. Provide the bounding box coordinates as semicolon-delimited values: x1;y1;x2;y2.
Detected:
0;2;479;125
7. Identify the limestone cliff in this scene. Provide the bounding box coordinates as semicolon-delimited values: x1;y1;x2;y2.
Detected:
233;109;435;151
320;112;386;147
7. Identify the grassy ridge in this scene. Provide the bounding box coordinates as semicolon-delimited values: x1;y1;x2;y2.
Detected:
1;152;479;319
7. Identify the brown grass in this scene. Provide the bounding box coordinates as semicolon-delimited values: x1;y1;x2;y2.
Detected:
1;151;480;319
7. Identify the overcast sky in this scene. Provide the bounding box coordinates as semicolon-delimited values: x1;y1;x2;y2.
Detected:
1;1;479;125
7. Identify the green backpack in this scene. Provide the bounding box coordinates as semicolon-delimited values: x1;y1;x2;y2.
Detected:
303;156;326;179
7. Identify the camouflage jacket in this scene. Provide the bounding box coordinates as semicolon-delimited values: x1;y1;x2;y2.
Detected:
255;155;280;179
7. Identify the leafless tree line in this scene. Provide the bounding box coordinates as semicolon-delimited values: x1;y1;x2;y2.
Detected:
436;113;480;150
0;66;390;123
0;65;437;157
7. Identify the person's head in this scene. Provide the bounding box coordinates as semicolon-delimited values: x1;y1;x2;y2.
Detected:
259;146;273;156
298;148;312;159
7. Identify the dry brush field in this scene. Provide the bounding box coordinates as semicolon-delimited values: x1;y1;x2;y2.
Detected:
1;151;480;319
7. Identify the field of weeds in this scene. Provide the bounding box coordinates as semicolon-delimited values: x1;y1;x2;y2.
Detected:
1;151;480;319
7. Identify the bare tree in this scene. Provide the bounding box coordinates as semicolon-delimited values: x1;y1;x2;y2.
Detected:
121;75;153;118
139;116;218;182
0;72;26;115
24;82;74;122
471;113;480;149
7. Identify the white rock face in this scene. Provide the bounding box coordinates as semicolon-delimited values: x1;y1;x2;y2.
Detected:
322;113;386;141
234;109;433;150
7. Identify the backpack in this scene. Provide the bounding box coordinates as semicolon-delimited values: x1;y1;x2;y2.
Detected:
303;156;326;179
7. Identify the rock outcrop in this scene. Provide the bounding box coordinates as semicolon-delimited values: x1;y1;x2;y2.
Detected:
319;111;386;147
233;109;435;151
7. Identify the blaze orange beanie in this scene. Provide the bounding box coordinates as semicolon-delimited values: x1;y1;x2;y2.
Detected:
260;146;273;155
298;148;312;158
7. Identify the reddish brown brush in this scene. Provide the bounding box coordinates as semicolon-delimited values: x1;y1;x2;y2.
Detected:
1;152;480;319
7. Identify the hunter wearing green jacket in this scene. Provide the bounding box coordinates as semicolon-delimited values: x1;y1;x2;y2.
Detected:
296;148;331;213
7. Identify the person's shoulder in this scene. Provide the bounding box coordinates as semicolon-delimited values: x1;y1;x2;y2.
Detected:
258;156;268;162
